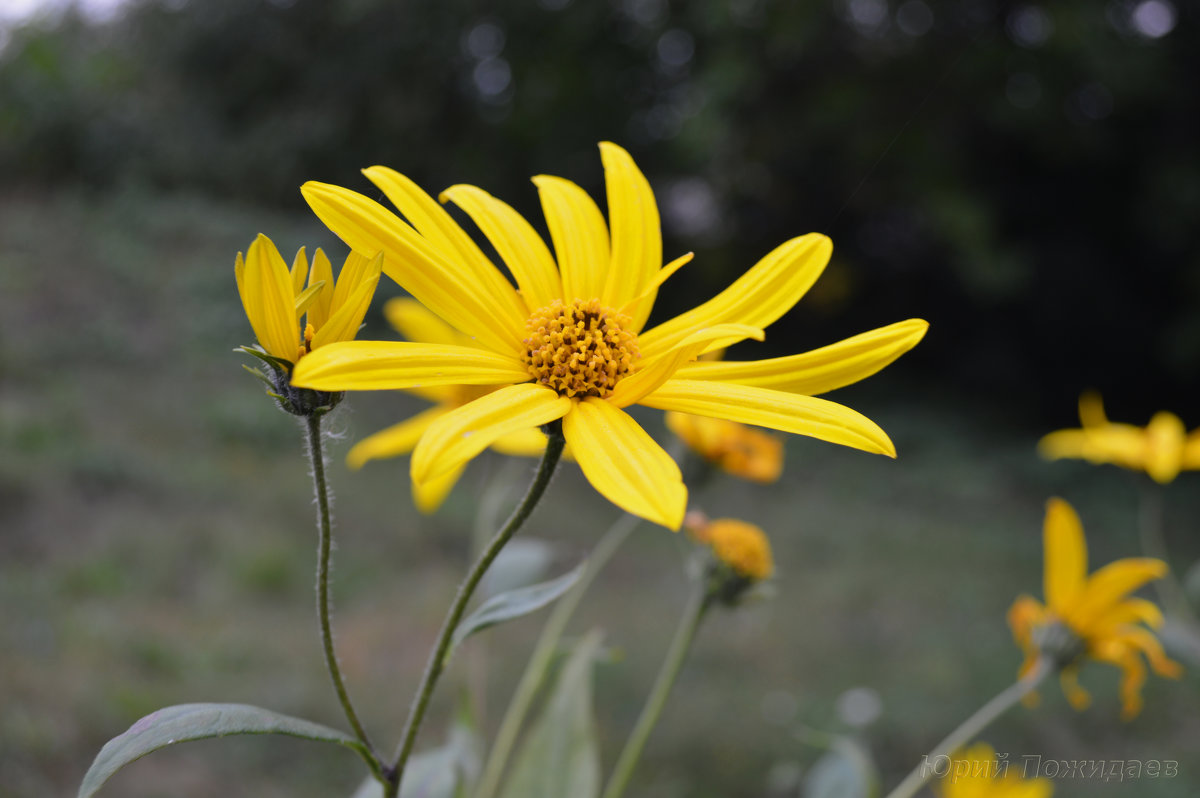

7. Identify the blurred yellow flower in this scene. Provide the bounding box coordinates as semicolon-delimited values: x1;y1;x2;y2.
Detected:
235;233;381;367
346;298;561;513
1038;392;1200;483
933;743;1052;798
1008;498;1181;720
665;411;783;483
703;518;774;581
291;142;924;529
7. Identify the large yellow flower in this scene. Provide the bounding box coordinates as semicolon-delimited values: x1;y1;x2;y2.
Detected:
235;233;381;367
346;297;560;513
1038;392;1200;483
291;142;925;529
1008;498;1181;720
933;743;1051;798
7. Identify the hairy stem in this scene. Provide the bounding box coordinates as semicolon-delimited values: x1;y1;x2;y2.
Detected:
386;425;567;796
304;414;381;777
884;657;1052;798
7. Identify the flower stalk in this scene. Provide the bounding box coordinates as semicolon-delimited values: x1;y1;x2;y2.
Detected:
475;511;641;798
883;656;1052;798
304;414;381;774
1137;481;1197;625
386;423;567;796
601;579;712;798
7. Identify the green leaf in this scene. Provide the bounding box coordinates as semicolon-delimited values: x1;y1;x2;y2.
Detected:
498;630;603;798
802;735;879;798
450;562;585;654
481;537;556;598
79;703;373;798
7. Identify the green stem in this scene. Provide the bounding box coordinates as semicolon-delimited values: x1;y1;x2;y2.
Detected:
304;415;382;775
1137;481;1197;624
883;656;1052;798
387;425;567;796
475;511;640;798
601;580;710;798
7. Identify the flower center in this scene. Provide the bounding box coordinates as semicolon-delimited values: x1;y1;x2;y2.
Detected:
522;298;639;399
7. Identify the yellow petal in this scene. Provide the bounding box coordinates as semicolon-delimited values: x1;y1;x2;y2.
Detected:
562;398;686;530
310;253;382;349
413;462;467;514
491;426;555;457
411;383;571;483
290;246;309;297
639;379;896;457
598;142;661;325
1090;642;1148;720
1036;428;1093;461
244;234;301;361
290;341;529;391
1143;411;1185;483
384;297;469;347
301;181;523;355
532;174;609;303
440;184;563;311
1182;429;1200;470
306;248;335;330
1069;558;1167;631
638;233;832;359
293;281;326;320
1007;594;1047;648
619;251;693;326
1043;498;1088;614
608;324;765;409
673;319;929;395
346;406;449;470
363;166;528;322
234;251;246;309
1097;597;1165;630
1112;625;1183;679
1059;666;1092;710
1078;390;1108;428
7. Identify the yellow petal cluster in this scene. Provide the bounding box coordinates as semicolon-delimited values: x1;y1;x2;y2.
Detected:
665;411;783;483
345;298;564;513
933;743;1052;798
1038;392;1200;483
234;234;382;366
1007;498;1181;719
693;518;774;582
291;142;927;529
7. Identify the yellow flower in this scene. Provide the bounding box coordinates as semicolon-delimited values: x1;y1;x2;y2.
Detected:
694;518;774;581
234;233;381;367
1038;392;1200;483
1007;498;1181;720
291;142;926;529
933;743;1052;798
665;412;784;483
346;297;562;513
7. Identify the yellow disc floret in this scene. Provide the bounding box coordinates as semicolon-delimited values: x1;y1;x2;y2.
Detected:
523;298;640;398
706;519;774;581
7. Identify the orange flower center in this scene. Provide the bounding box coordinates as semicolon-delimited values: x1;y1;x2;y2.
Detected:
522;299;640;399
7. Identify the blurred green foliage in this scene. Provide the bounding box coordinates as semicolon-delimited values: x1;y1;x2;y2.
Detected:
2;0;1199;421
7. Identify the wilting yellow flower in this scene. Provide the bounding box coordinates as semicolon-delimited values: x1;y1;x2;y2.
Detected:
1039;392;1200;484
695;518;774;581
346;297;561;512
933;743;1051;798
291;142;925;529
665;412;784;483
234;233;381;367
1008;498;1181;720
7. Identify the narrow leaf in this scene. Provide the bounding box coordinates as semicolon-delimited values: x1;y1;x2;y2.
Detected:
79;703;372;798
498;630;603;798
451;563;586;654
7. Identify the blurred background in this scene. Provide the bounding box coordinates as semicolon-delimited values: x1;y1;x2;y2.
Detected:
1;0;1198;796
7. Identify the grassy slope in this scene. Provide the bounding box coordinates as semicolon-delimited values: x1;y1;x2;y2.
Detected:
1;190;1197;797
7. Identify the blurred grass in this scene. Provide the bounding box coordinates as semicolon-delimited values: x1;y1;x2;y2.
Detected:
1;189;1198;797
